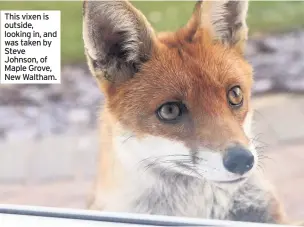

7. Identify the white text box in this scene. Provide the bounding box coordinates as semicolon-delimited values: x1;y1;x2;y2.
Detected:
0;10;61;84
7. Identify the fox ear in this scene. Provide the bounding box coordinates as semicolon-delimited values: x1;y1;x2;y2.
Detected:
198;0;249;54
83;0;155;85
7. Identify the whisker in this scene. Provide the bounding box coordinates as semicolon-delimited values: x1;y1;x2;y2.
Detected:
122;135;134;144
257;154;271;159
138;154;203;169
255;145;269;151
158;163;180;179
140;157;193;173
257;164;265;175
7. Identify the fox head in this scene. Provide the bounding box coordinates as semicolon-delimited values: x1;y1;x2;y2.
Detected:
83;0;256;186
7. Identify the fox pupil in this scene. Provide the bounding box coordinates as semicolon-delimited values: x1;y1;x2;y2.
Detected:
162;104;179;118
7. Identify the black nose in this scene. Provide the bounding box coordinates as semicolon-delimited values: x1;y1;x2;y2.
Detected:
223;144;254;175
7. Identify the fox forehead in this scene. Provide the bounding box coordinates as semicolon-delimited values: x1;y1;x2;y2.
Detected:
108;30;253;114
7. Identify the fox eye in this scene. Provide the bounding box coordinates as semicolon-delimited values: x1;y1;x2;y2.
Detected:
156;102;185;123
227;86;243;107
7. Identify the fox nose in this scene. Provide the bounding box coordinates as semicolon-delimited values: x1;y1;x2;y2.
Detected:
223;144;254;175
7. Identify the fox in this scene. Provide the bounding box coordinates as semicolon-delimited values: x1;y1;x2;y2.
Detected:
82;0;300;225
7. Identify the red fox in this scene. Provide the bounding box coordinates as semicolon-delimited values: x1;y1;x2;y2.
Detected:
82;0;292;224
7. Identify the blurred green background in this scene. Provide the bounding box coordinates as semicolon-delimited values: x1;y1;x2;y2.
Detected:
1;1;303;63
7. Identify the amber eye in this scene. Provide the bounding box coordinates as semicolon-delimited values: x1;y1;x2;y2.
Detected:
156;102;186;123
227;86;243;107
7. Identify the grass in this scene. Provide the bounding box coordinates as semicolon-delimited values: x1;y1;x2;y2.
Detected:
1;1;304;63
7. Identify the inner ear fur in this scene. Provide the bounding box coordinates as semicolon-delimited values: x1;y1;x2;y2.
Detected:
185;0;249;54
83;0;156;85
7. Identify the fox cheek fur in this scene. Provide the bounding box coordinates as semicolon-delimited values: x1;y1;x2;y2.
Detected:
83;0;291;224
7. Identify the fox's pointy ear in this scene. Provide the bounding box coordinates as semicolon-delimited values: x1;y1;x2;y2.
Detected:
83;0;156;85
197;0;249;54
